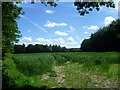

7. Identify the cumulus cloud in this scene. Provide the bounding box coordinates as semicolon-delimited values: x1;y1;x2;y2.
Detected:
32;42;42;45
55;31;68;36
67;37;75;42
66;41;79;48
45;10;54;14
67;41;78;45
54;38;65;44
69;26;76;32
104;16;115;26
60;41;79;48
21;37;32;42
84;25;99;30
18;38;80;48
84;31;88;34
36;38;52;43
67;26;76;32
44;21;67;28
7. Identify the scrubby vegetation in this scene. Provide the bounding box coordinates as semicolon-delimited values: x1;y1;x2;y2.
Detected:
2;52;119;88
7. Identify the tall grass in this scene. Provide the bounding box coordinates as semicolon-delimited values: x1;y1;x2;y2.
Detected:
52;54;67;65
13;52;119;76
4;52;119;88
13;54;54;76
2;53;43;88
54;52;119;79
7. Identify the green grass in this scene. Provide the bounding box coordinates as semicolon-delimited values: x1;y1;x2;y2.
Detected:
13;54;54;76
3;52;119;88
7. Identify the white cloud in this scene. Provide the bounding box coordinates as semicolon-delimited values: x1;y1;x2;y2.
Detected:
55;31;68;36
28;30;31;32
104;16;115;26
21;37;32;42
67;26;76;33
69;26;76;32
36;38;52;43
61;45;80;48
60;41;79;48
18;36;83;48
54;38;65;44
45;10;54;14
66;41;79;48
32;42;42;45
67;37;75;42
84;25;99;30
44;21;67;28
67;41;78;45
84;31;88;34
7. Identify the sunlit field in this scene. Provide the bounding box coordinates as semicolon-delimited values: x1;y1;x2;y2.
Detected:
3;52;119;88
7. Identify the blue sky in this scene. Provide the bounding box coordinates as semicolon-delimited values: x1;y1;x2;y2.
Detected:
16;1;119;48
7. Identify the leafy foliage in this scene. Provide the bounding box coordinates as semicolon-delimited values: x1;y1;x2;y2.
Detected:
74;1;115;15
2;2;24;57
31;0;58;7
14;44;69;53
81;19;120;52
30;0;115;16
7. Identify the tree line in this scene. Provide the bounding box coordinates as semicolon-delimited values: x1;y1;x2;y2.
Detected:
14;19;120;53
14;44;80;53
81;19;120;52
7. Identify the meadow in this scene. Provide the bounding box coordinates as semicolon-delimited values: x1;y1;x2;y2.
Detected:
3;52;119;88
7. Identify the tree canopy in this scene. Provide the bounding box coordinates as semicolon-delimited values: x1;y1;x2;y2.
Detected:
30;0;115;15
81;19;120;52
2;2;24;57
14;44;80;53
74;1;115;15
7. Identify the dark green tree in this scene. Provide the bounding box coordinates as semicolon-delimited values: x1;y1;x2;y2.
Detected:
31;0;115;16
21;43;26;53
44;44;52;52
81;19;120;52
81;39;92;51
61;47;67;52
14;44;25;53
49;44;53;52
2;2;24;57
34;44;41;53
74;1;115;15
26;44;35;53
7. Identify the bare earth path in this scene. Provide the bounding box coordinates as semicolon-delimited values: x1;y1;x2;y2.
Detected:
41;62;119;88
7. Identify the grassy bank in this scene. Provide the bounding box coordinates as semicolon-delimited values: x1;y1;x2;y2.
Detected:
3;52;119;88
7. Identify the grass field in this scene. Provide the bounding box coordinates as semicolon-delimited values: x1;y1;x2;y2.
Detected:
3;52;120;88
